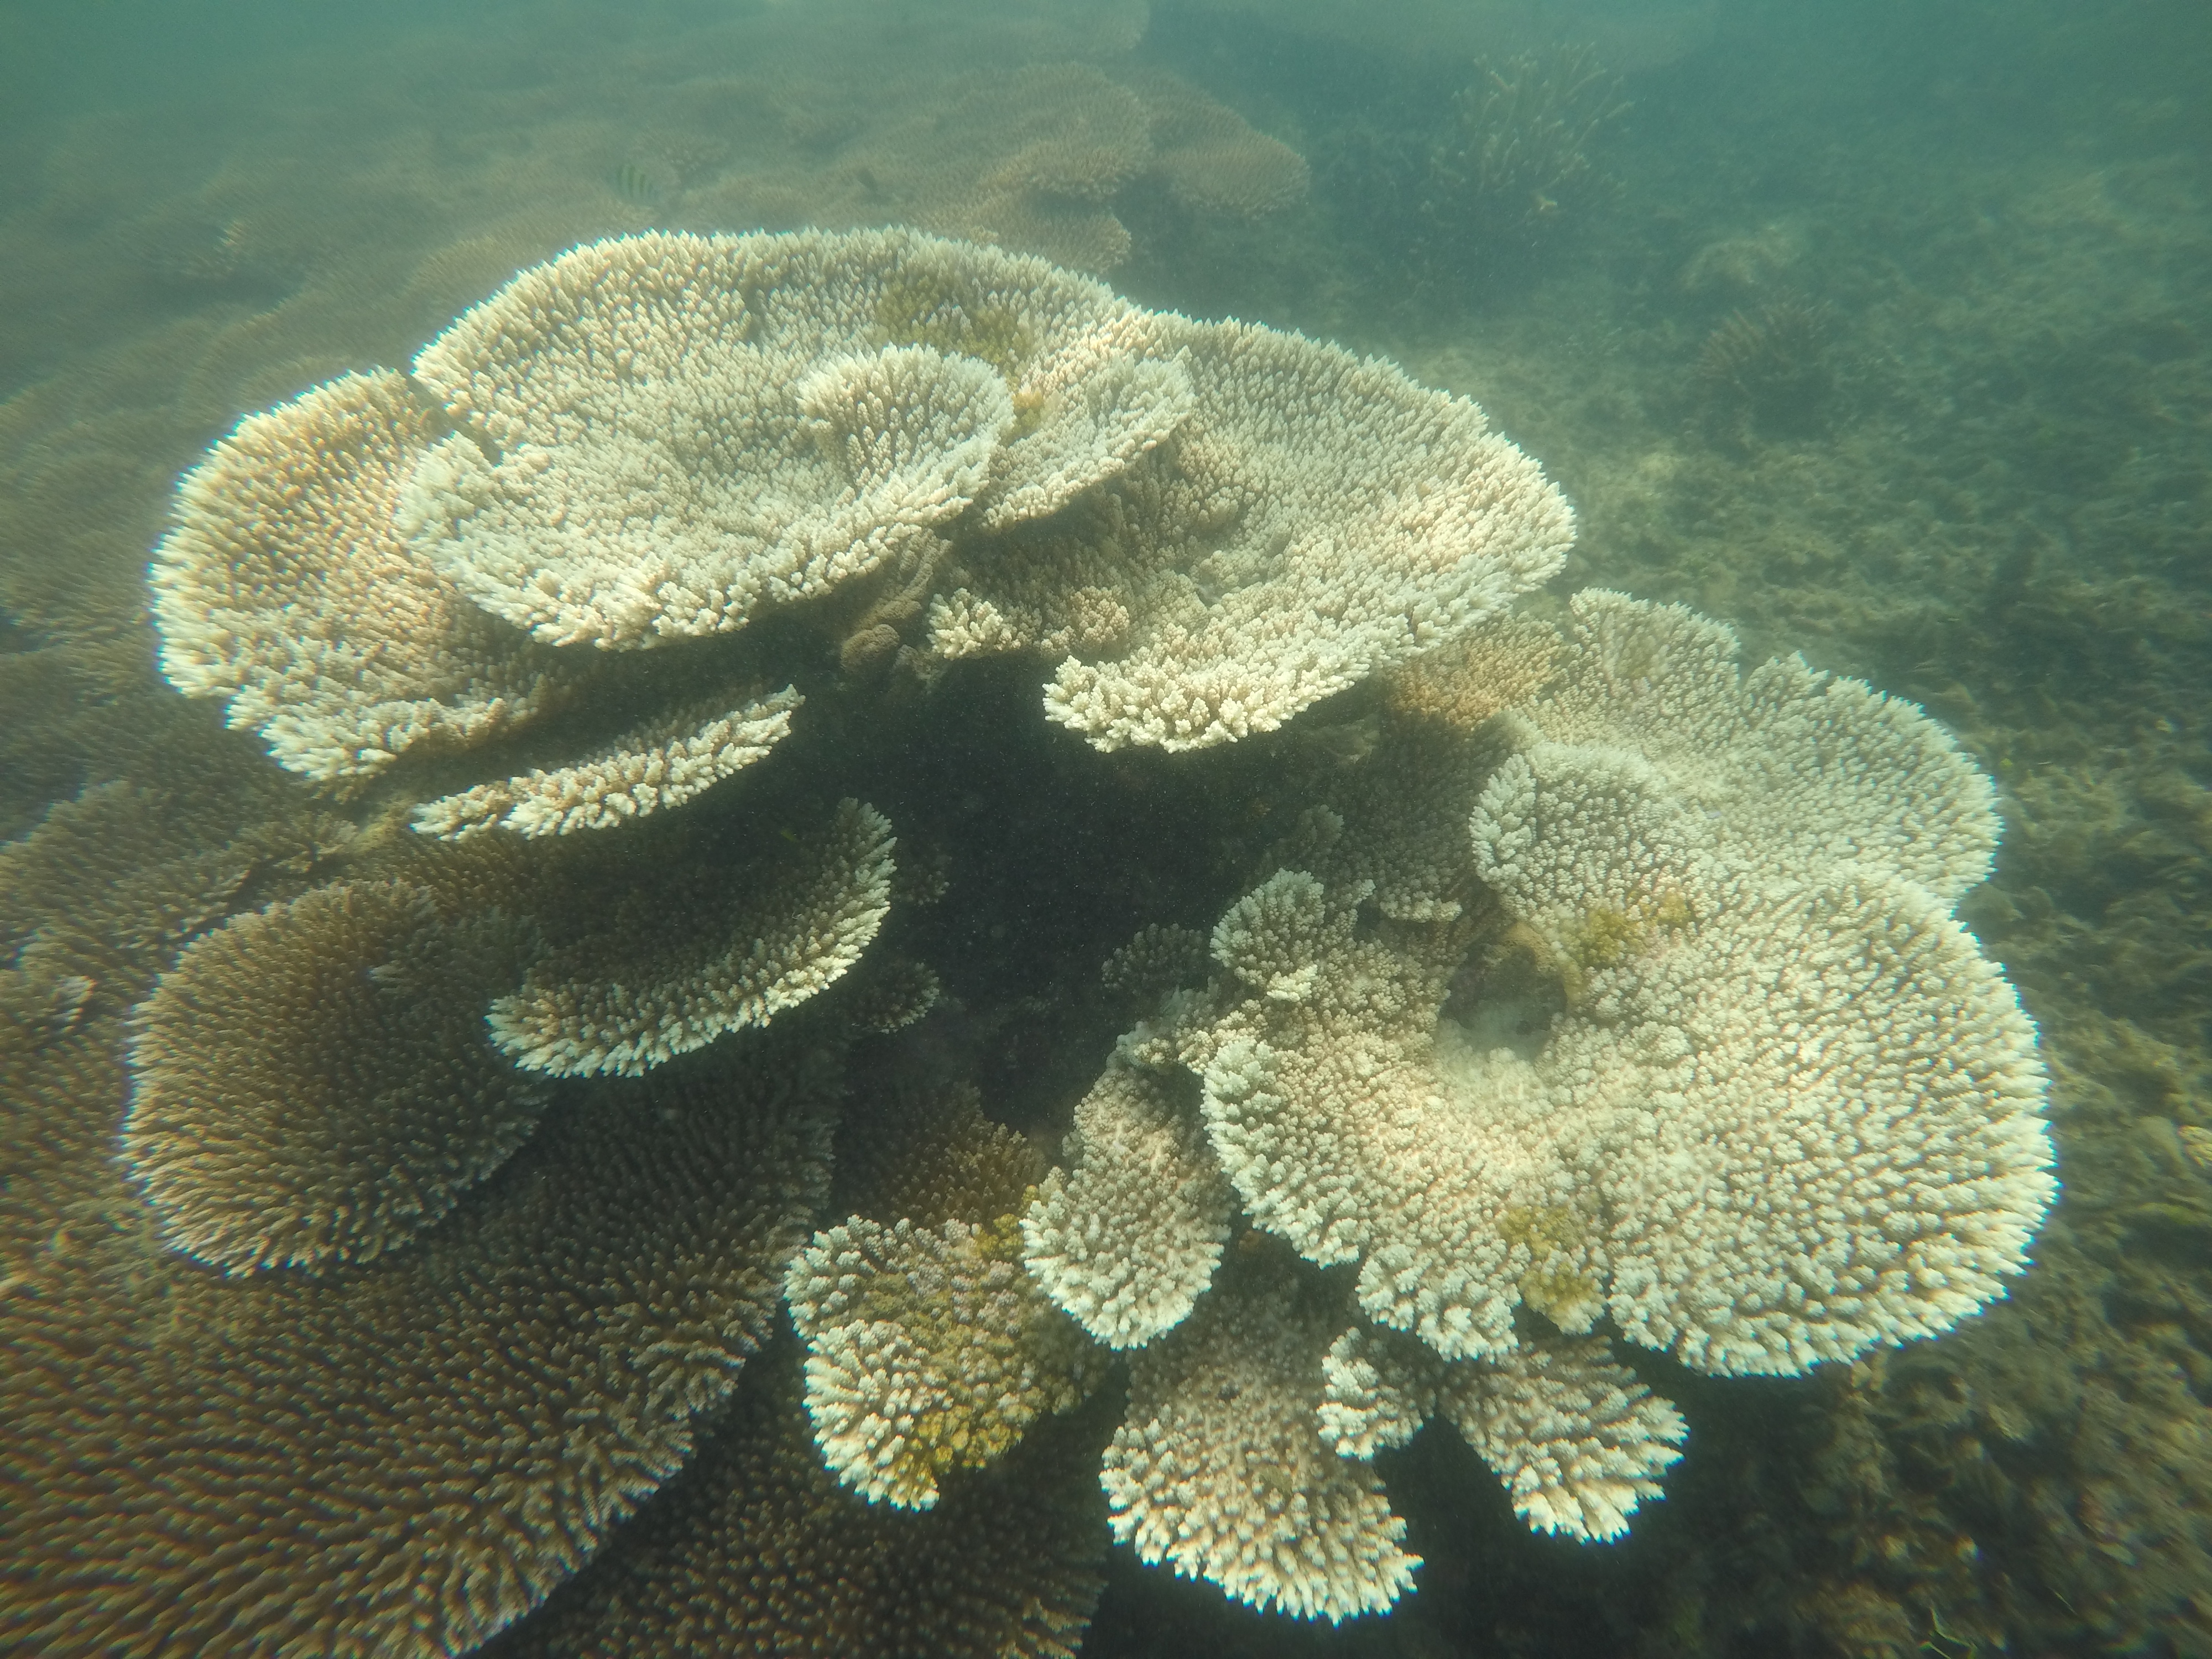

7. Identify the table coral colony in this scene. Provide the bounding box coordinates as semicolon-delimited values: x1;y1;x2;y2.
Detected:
85;227;2048;1648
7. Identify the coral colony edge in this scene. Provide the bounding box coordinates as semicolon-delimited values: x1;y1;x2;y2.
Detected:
9;227;2053;1653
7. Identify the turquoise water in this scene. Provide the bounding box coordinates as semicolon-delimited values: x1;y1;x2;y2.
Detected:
2;3;2208;1655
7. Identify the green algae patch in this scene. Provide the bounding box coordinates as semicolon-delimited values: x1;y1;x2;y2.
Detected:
874;272;1035;385
1556;888;1693;1005
1499;1202;1602;1327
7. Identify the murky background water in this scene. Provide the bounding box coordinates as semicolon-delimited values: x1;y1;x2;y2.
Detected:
3;3;2207;1655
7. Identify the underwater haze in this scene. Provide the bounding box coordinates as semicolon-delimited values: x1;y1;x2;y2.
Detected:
2;2;2208;1656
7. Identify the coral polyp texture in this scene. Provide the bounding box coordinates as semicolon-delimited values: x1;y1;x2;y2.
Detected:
485;797;897;1077
1493;588;1999;905
479;1347;1109;1659
1020;1057;1236;1349
150;225;1567;836
122;878;542;1273
1101;1246;1421;1624
7;1055;834;1658
782;589;2052;1625
60;225;2057;1649
148;368;560;782
397;228;1181;650
930;307;1574;751
410;687;802;841
1458;590;2049;1370
1170;591;2052;1383
785;1077;1109;1519
784;1211;1104;1511
1317;1323;1688;1543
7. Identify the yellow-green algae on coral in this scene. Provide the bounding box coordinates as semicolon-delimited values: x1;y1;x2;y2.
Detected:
1498;1201;1603;1327
875;269;1037;387
1553;887;1693;1004
5;1;2208;1651
783;1199;1107;1511
479;1342;1110;1659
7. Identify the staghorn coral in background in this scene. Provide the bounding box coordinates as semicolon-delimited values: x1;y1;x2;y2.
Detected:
1697;296;1837;436
1323;40;1631;298
1440;45;1631;246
